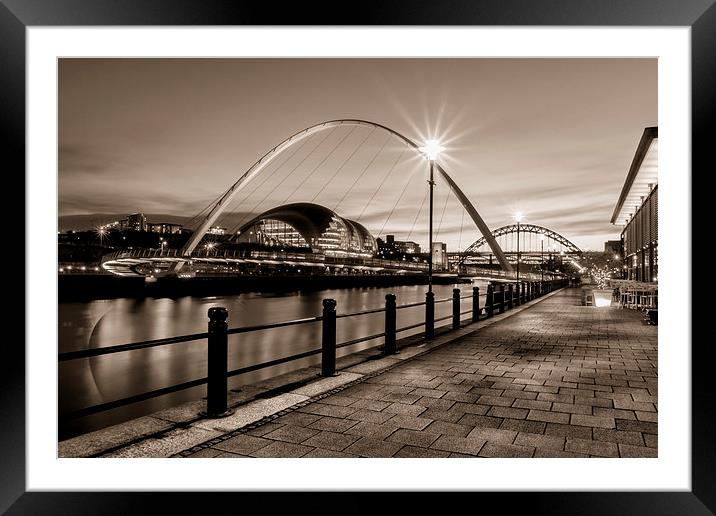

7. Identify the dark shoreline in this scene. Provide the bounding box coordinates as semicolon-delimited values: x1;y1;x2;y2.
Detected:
58;273;470;302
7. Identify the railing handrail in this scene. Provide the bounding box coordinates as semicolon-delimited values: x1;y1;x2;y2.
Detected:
59;279;568;422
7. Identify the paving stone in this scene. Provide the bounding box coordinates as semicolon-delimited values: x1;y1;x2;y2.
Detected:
457;414;504;429
250;440;314;458
383;402;428;417
411;388;447;399
214;434;273;455
263;424;320;444
214;451;252;458
565;438;619;458
345;421;399;440
389;414;433;431
308;416;360;433
551;402;593;415
512;399;552;411
387;428;441;448
619;444;658;458
380;392;422;404
592;408;637;420
274;411;322;427
415;397;456;410
297;403;358;418
420;408;464;423
344;437;403;457
615;419;658;434
244;422;286;437
514;432;566;451
487;406;529;419
644;434;658;448
318;395;360;407
500;419;547;435
452;403;490;416
570;414;615;429
303;448;359;458
544;423;592;439
430;435;486;456
527;409;570;425
466;427;517;445
592;428;645;446
349;399;392;412
424;420;473;438
346;409;395;424
185;447;223;458
635;411;658;422
302;431;361;452
534;449;589;458
478;442;534;458
395;445;451;458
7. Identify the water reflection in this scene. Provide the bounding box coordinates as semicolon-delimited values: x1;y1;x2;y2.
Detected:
58;281;488;439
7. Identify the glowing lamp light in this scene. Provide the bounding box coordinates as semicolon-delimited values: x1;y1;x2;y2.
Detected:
514;212;524;223
418;139;445;161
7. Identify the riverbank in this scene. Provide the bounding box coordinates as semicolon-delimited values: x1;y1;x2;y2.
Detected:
58;273;470;302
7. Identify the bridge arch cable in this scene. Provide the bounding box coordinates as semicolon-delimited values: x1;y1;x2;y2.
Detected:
356;147;408;223
311;126;376;204
220;131;315;236
376;156;424;240
226;126;339;233
285;125;358;206
176;119;513;272
333;131;391;214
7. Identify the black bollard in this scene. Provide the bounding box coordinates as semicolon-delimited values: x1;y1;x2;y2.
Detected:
472;286;480;323
452;288;461;330
321;299;337;376
205;307;230;418
425;291;435;338
384;294;397;355
487;283;494;318
499;284;505;314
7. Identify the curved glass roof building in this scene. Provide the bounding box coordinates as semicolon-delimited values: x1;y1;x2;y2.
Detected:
235;203;377;258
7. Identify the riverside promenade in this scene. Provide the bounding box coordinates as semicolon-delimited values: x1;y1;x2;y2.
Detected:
174;288;658;459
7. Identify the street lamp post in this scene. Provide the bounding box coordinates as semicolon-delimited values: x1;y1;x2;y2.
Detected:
540;235;544;283
419;140;445;294
514;212;524;283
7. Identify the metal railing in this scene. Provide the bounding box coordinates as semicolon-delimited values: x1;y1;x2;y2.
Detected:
58;279;569;420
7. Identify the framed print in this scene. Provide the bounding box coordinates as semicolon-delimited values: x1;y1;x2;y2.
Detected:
4;0;712;513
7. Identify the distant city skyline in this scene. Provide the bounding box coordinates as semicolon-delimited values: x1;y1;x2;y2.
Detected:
59;58;657;251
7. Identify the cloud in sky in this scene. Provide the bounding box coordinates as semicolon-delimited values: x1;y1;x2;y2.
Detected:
59;58;656;251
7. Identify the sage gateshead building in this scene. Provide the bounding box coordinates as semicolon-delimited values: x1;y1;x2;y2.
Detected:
234;202;378;258
610;127;658;282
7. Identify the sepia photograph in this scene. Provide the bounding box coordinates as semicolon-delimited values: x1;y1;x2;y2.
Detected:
56;57;659;460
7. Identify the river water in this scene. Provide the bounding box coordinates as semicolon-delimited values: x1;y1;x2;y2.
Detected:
59;280;490;440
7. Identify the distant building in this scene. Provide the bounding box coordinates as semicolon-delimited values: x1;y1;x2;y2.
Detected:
382;234;421;254
432;242;448;270
126;213;147;232
149;222;183;234
610;127;658;282
208;226;227;235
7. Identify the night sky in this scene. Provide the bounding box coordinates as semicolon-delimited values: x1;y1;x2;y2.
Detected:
58;58;656;251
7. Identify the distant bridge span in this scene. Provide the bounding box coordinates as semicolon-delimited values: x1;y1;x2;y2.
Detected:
179;119;513;272
458;223;582;265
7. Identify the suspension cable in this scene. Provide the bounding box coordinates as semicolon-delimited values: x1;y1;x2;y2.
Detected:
311;126;375;203
284;125;358;205
332;131;390;213
406;188;429;241
376;159;421;239
357;147;407;223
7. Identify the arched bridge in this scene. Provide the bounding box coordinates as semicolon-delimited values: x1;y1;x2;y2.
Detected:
457;223;582;267
102;119;515;277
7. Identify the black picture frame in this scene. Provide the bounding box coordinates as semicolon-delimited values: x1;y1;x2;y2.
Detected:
3;0;710;513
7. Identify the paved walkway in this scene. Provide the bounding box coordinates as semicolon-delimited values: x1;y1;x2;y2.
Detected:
181;288;657;458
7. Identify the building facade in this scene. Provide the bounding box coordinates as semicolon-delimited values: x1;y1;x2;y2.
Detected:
149;222;183;234
432;242;448;271
610;127;658;282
